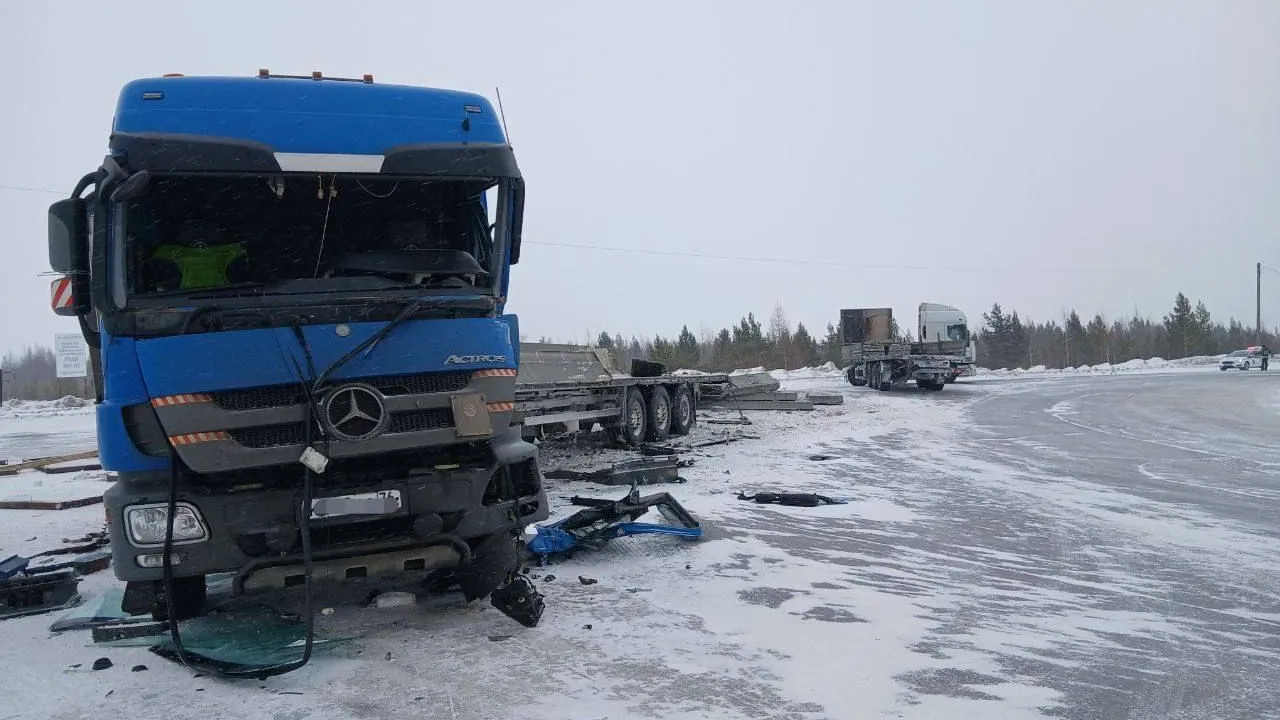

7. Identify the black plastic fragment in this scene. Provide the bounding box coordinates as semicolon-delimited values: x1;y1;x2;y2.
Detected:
490;574;545;628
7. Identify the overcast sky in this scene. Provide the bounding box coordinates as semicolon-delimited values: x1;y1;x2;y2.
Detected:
2;1;1278;356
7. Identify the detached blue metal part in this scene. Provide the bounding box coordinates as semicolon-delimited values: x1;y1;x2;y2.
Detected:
527;487;704;560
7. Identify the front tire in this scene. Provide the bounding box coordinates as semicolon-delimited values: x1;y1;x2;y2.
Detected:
151;575;207;621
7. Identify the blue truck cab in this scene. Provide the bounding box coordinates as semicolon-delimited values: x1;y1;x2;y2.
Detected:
47;70;548;619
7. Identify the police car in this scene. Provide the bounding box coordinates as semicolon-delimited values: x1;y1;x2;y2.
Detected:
1219;348;1262;370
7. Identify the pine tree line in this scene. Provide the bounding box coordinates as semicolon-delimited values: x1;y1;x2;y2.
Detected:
978;293;1276;370
0;346;96;402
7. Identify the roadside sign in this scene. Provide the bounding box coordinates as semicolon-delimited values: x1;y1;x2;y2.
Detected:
54;333;88;378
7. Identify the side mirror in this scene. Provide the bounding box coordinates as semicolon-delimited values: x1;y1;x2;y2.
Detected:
48;198;86;274
48;198;91;317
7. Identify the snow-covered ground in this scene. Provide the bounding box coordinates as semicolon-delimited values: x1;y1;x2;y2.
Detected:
0;365;1272;718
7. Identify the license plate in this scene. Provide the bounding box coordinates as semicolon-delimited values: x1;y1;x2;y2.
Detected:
310;490;402;519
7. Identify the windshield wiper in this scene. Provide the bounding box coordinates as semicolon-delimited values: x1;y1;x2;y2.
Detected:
180;305;272;335
142;282;266;299
311;300;423;392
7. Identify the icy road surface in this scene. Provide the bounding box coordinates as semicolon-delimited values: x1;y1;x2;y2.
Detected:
1;370;1278;719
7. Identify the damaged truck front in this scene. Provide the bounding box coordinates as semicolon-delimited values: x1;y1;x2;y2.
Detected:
46;71;548;620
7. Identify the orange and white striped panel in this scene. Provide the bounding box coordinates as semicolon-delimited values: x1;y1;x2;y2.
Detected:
168;431;231;446
486;401;515;412
152;393;213;408
472;369;517;379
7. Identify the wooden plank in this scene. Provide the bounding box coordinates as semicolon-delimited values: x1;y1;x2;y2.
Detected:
806;393;846;405
704;399;815;411
0;495;103;510
0;450;98;477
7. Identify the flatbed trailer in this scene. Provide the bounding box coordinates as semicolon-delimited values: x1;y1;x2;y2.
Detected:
840;305;973;392
513;344;728;445
843;340;969;391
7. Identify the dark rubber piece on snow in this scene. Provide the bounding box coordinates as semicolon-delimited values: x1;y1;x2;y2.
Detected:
93;658;113;671
490;574;545;628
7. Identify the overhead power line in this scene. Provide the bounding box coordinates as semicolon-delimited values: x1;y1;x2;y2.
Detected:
0;183;64;196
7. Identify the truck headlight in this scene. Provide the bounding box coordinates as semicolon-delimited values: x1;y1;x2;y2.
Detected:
125;502;209;547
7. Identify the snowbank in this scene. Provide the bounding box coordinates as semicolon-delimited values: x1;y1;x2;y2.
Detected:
976;354;1225;377
0;396;94;420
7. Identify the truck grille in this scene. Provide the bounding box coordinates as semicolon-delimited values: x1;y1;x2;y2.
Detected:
211;372;471;411
229;409;456;449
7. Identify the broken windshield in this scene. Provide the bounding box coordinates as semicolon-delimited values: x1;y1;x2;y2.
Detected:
119;174;506;302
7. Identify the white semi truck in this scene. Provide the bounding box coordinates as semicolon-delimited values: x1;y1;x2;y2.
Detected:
842;303;974;391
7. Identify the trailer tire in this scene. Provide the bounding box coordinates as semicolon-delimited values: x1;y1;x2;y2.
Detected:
645;385;673;442
151;575;207;621
669;385;696;436
846;366;867;387
608;387;648;446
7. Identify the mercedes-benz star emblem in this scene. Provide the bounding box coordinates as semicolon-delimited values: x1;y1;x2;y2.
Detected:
321;384;388;441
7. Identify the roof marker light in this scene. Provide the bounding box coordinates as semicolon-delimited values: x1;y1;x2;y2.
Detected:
363;74;374;83
162;73;184;78
258;68;270;78
312;71;323;80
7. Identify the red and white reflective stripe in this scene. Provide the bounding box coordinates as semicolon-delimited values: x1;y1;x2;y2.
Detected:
168;431;230;446
151;393;213;407
486;401;515;412
50;277;74;310
472;368;517;378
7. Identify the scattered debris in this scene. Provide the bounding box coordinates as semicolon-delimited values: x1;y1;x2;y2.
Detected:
545;456;687;486
145;604;357;675
0;555;28;580
639;443;678;456
92;658;113;671
37;461;104;475
706;418;752;425
578;576;598;586
489;575;545;628
543;575;556;582
528;485;702;561
582;623;593;630
806;393;845;406
92;621;170;644
737;491;849;507
131;665;148;672
688;434;759;448
50;588;129;632
321;607;335;616
0;496;103;511
0;569;80;620
0;450;98;477
488;635;513;642
808;454;837;461
699;373;818;410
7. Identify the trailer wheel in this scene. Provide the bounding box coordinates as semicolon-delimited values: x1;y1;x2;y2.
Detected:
645;385;673;441
846;366;867;387
669;385;696;436
608;387;648;446
875;362;892;391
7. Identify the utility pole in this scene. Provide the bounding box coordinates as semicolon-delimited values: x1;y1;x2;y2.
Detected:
0;368;11;408
1258;261;1263;345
